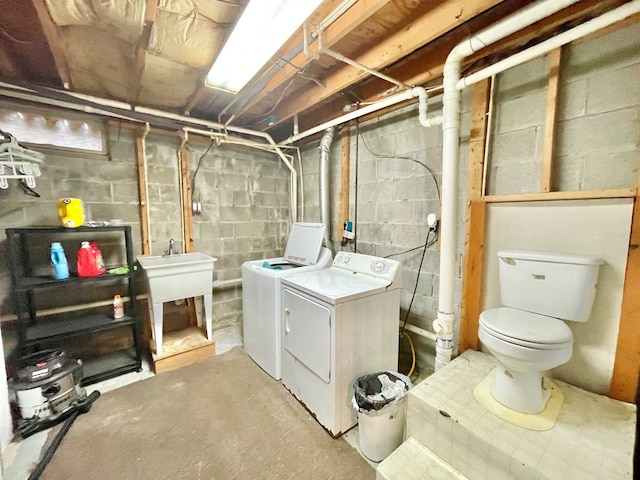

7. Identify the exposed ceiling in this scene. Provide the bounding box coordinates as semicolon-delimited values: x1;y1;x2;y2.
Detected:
0;0;632;142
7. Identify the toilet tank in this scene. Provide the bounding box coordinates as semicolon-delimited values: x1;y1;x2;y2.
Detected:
498;250;603;322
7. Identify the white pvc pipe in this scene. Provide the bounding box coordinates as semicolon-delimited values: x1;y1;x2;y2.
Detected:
431;0;582;370
213;277;242;289
458;0;640;90
0;82;299;222
401;322;438;342
286;87;423;144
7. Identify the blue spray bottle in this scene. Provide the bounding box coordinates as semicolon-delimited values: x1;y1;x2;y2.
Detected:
50;242;69;280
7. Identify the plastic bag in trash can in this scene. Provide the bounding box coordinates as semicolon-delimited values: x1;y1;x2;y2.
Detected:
353;371;411;411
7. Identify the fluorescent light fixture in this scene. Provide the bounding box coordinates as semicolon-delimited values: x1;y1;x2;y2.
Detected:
206;0;323;94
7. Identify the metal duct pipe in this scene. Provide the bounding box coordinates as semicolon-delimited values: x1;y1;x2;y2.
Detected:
319;127;335;249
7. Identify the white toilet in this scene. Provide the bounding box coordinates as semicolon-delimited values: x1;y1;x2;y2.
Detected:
478;250;603;414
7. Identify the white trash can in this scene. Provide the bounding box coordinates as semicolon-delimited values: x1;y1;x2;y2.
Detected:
353;371;412;462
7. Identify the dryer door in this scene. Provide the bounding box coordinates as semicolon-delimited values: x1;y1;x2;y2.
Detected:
282;288;331;383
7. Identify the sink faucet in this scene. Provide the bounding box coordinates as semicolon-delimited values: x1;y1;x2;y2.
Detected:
164;238;179;256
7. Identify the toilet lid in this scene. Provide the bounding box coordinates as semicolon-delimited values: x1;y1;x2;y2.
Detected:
479;307;573;347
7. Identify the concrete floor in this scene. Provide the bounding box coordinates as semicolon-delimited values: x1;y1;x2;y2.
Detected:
3;322;418;478
2;323;243;480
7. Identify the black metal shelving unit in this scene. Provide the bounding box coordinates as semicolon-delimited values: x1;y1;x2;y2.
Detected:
5;226;144;385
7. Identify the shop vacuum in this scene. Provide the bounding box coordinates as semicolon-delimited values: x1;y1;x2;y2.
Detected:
10;349;100;439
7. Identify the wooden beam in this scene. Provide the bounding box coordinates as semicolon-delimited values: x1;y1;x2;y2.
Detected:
460;80;491;353
460;201;486;352
178;139;194;253
483;188;637;203
263;0;505;129
290;0;623;138
130;0;158;105
31;0;72;89
135;132;151;255
541;48;562;193
609;197;640;403
236;0;392;120
468;79;492;201
338;125;351;241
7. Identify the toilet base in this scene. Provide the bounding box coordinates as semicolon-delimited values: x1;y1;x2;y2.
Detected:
473;367;564;431
492;363;552;414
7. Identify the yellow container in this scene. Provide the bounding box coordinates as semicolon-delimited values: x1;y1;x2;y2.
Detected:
57;198;85;228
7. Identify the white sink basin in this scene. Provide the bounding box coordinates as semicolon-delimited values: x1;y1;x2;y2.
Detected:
137;252;217;358
137;252;217;303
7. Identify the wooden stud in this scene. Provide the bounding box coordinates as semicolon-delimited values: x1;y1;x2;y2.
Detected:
460;201;487;352
130;0;158;105
541;48;562;193
460;79;491;353
135;133;151;255
609;197;640;403
468;79;492;201
338;126;351;241
178;138;194;254
31;0;73;89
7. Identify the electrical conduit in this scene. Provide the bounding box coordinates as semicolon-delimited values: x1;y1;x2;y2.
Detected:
319;127;335;249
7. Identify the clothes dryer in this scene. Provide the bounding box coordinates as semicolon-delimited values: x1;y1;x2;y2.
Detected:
241;223;332;380
280;252;402;436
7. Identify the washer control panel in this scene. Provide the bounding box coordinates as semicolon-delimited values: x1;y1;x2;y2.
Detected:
333;252;400;283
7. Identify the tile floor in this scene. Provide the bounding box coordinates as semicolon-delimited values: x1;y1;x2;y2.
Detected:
380;350;636;480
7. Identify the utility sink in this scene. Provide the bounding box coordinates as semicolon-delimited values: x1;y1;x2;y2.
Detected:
137;252;217;357
137;252;217;303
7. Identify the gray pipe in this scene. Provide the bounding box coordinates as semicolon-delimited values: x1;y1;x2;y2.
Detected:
319;127;335;249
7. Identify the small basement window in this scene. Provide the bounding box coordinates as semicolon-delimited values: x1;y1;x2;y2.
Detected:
0;107;107;155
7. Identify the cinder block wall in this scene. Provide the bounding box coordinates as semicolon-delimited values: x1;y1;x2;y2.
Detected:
0;123;290;353
300;91;472;372
300;22;639;375
488;22;640;194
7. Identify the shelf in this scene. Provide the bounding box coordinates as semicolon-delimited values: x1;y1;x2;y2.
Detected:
6;224;144;386
24;311;136;344
13;271;134;292
80;348;142;385
6;225;132;234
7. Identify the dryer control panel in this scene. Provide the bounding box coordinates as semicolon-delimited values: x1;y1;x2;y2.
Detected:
333;252;401;285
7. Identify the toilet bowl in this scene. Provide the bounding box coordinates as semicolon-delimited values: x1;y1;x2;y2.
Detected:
477;250;603;416
479;307;573;413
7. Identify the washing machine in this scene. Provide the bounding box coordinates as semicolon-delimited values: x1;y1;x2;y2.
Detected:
242;222;332;380
280;252;402;437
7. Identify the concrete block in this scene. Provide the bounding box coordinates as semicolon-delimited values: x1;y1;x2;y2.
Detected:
376;200;414;224
557;78;588;121
586;63;640;115
563;22;640;82
388;222;423;247
556;108;639;157
232;190;251;207
358;181;392;203
583;150;639;190
377;155;418;180
55;179;112;202
357;222;392;245
486;163;541;196
234;221;263;238
494;89;546;134
393;176;437;201
158;185;179;203
489;127;539;167
554;154;585;192
219;206;250;222
495;55;548;98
